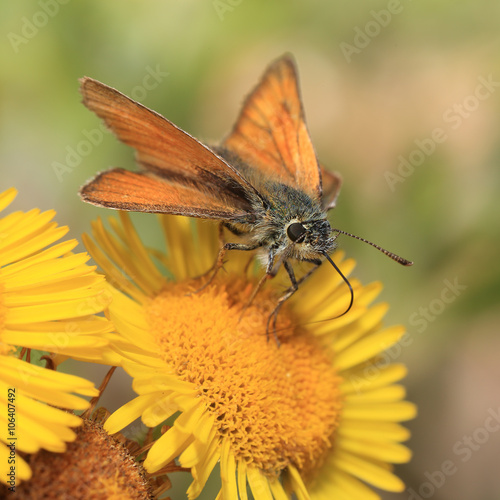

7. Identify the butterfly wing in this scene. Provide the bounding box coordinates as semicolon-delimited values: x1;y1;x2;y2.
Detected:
222;54;322;199
79;77;262;218
320;166;342;211
80;168;255;220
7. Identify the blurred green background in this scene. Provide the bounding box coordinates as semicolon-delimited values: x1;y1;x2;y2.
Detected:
1;1;499;499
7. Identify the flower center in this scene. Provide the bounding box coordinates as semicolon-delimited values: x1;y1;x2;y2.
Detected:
146;275;342;477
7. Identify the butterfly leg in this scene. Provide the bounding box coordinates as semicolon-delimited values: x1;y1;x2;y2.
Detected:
192;234;263;294
194;223;227;280
267;258;322;343
238;247;278;321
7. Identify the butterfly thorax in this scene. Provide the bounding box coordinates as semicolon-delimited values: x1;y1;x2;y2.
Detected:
226;174;337;265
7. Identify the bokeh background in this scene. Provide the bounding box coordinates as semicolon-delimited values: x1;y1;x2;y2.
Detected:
1;1;499;499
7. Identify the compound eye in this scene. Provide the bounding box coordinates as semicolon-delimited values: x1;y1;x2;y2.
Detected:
287;222;307;242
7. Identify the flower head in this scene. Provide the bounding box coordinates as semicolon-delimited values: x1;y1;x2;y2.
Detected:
86;212;416;499
0;188;116;486
0;407;174;500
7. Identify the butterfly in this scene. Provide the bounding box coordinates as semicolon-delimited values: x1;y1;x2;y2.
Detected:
79;54;412;336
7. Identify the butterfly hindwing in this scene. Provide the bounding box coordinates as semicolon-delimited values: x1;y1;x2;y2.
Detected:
320;166;342;211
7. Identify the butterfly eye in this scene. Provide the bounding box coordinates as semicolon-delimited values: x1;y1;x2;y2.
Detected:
287;222;307;242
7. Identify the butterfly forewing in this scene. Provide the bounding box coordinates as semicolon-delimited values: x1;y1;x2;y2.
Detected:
79;77;260;213
222;55;322;198
80;168;254;220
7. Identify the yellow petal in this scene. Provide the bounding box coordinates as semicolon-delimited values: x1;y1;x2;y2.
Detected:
335;326;405;371
220;438;238;500
237;460;249;500
332;449;405;492
339;363;408;395
309;467;381;500
269;476;290;500
187;437;220;499
0;442;32;486
337;420;411;443
0;187;17;211
342;401;417;422
247;465;273;500
104;393;160;434
0;239;78;278
287;465;311;500
145;425;195;473
344;384;406;404
1;223;68;267
337;434;412;463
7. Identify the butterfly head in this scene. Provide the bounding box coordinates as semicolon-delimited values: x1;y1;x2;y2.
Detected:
285;218;337;261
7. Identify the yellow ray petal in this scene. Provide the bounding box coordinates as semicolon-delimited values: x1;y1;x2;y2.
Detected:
336;434;412;463
342;401;417;422
1;223;68;267
141;396;180;427
0;357;97;394
335;326;405;371
145;425;195;473
187;438;220;499
0;442;32;485
104;393;161;434
1;254;94;290
1;330;109;352
309;467;381;500
269;476;290;500
337;420;411;443
113;213;165;291
247;465;273;500
331;303;388;352
220;438;238;500
237;460;249;500
0;239;78;278
332;449;405;492
6;294;108;323
344;385;406;404
287;465;311;500
0;208;55;248
339;363;408;395
0;187;17;211
82;232;146;303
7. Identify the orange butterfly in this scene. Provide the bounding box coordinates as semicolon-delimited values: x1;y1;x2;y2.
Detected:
80;54;412;334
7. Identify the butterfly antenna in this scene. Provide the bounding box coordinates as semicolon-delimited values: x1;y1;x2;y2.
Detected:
322;252;354;318
331;229;413;266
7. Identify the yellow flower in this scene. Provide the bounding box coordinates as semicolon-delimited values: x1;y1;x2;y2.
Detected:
86;212;416;499
0;188;116;486
0;407;175;499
